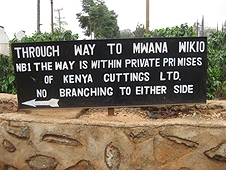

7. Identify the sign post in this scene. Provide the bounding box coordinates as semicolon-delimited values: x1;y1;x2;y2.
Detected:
12;37;207;109
108;108;114;116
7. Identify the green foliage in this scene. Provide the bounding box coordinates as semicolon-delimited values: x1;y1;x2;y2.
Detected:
143;23;226;99
207;31;226;99
144;23;196;38
11;28;78;43
77;0;119;39
82;0;96;13
133;23;146;38
3;20;226;101
0;54;16;94
120;29;134;38
1;29;79;94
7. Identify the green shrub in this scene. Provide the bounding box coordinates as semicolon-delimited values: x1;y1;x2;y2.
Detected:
0;29;79;94
0;54;16;94
144;23;196;38
207;31;226;99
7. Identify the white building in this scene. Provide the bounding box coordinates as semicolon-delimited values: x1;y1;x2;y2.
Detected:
0;26;9;56
16;30;26;40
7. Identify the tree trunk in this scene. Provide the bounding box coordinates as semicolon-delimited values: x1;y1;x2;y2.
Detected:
196;20;199;36
37;0;40;32
50;0;54;33
146;0;150;34
201;15;204;36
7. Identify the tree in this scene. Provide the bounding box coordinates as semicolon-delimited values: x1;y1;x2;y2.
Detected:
193;16;216;37
222;20;226;31
120;29;134;38
76;0;119;39
133;23;146;38
54;8;67;33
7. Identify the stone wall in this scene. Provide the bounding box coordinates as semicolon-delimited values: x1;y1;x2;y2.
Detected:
1;94;226;170
1;111;226;170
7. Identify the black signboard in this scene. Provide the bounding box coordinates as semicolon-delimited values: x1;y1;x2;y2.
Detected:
12;37;207;109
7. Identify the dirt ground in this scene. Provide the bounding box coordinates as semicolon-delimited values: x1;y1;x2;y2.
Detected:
1;93;226;121
83;100;226;121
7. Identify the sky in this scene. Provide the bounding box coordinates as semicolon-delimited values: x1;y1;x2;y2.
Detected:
1;0;226;40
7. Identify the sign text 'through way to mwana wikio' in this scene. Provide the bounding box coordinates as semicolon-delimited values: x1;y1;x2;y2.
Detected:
12;37;207;109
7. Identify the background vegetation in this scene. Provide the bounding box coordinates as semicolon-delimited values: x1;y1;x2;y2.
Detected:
0;0;225;100
76;0;120;39
207;31;226;99
0;54;15;94
0;28;78;94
